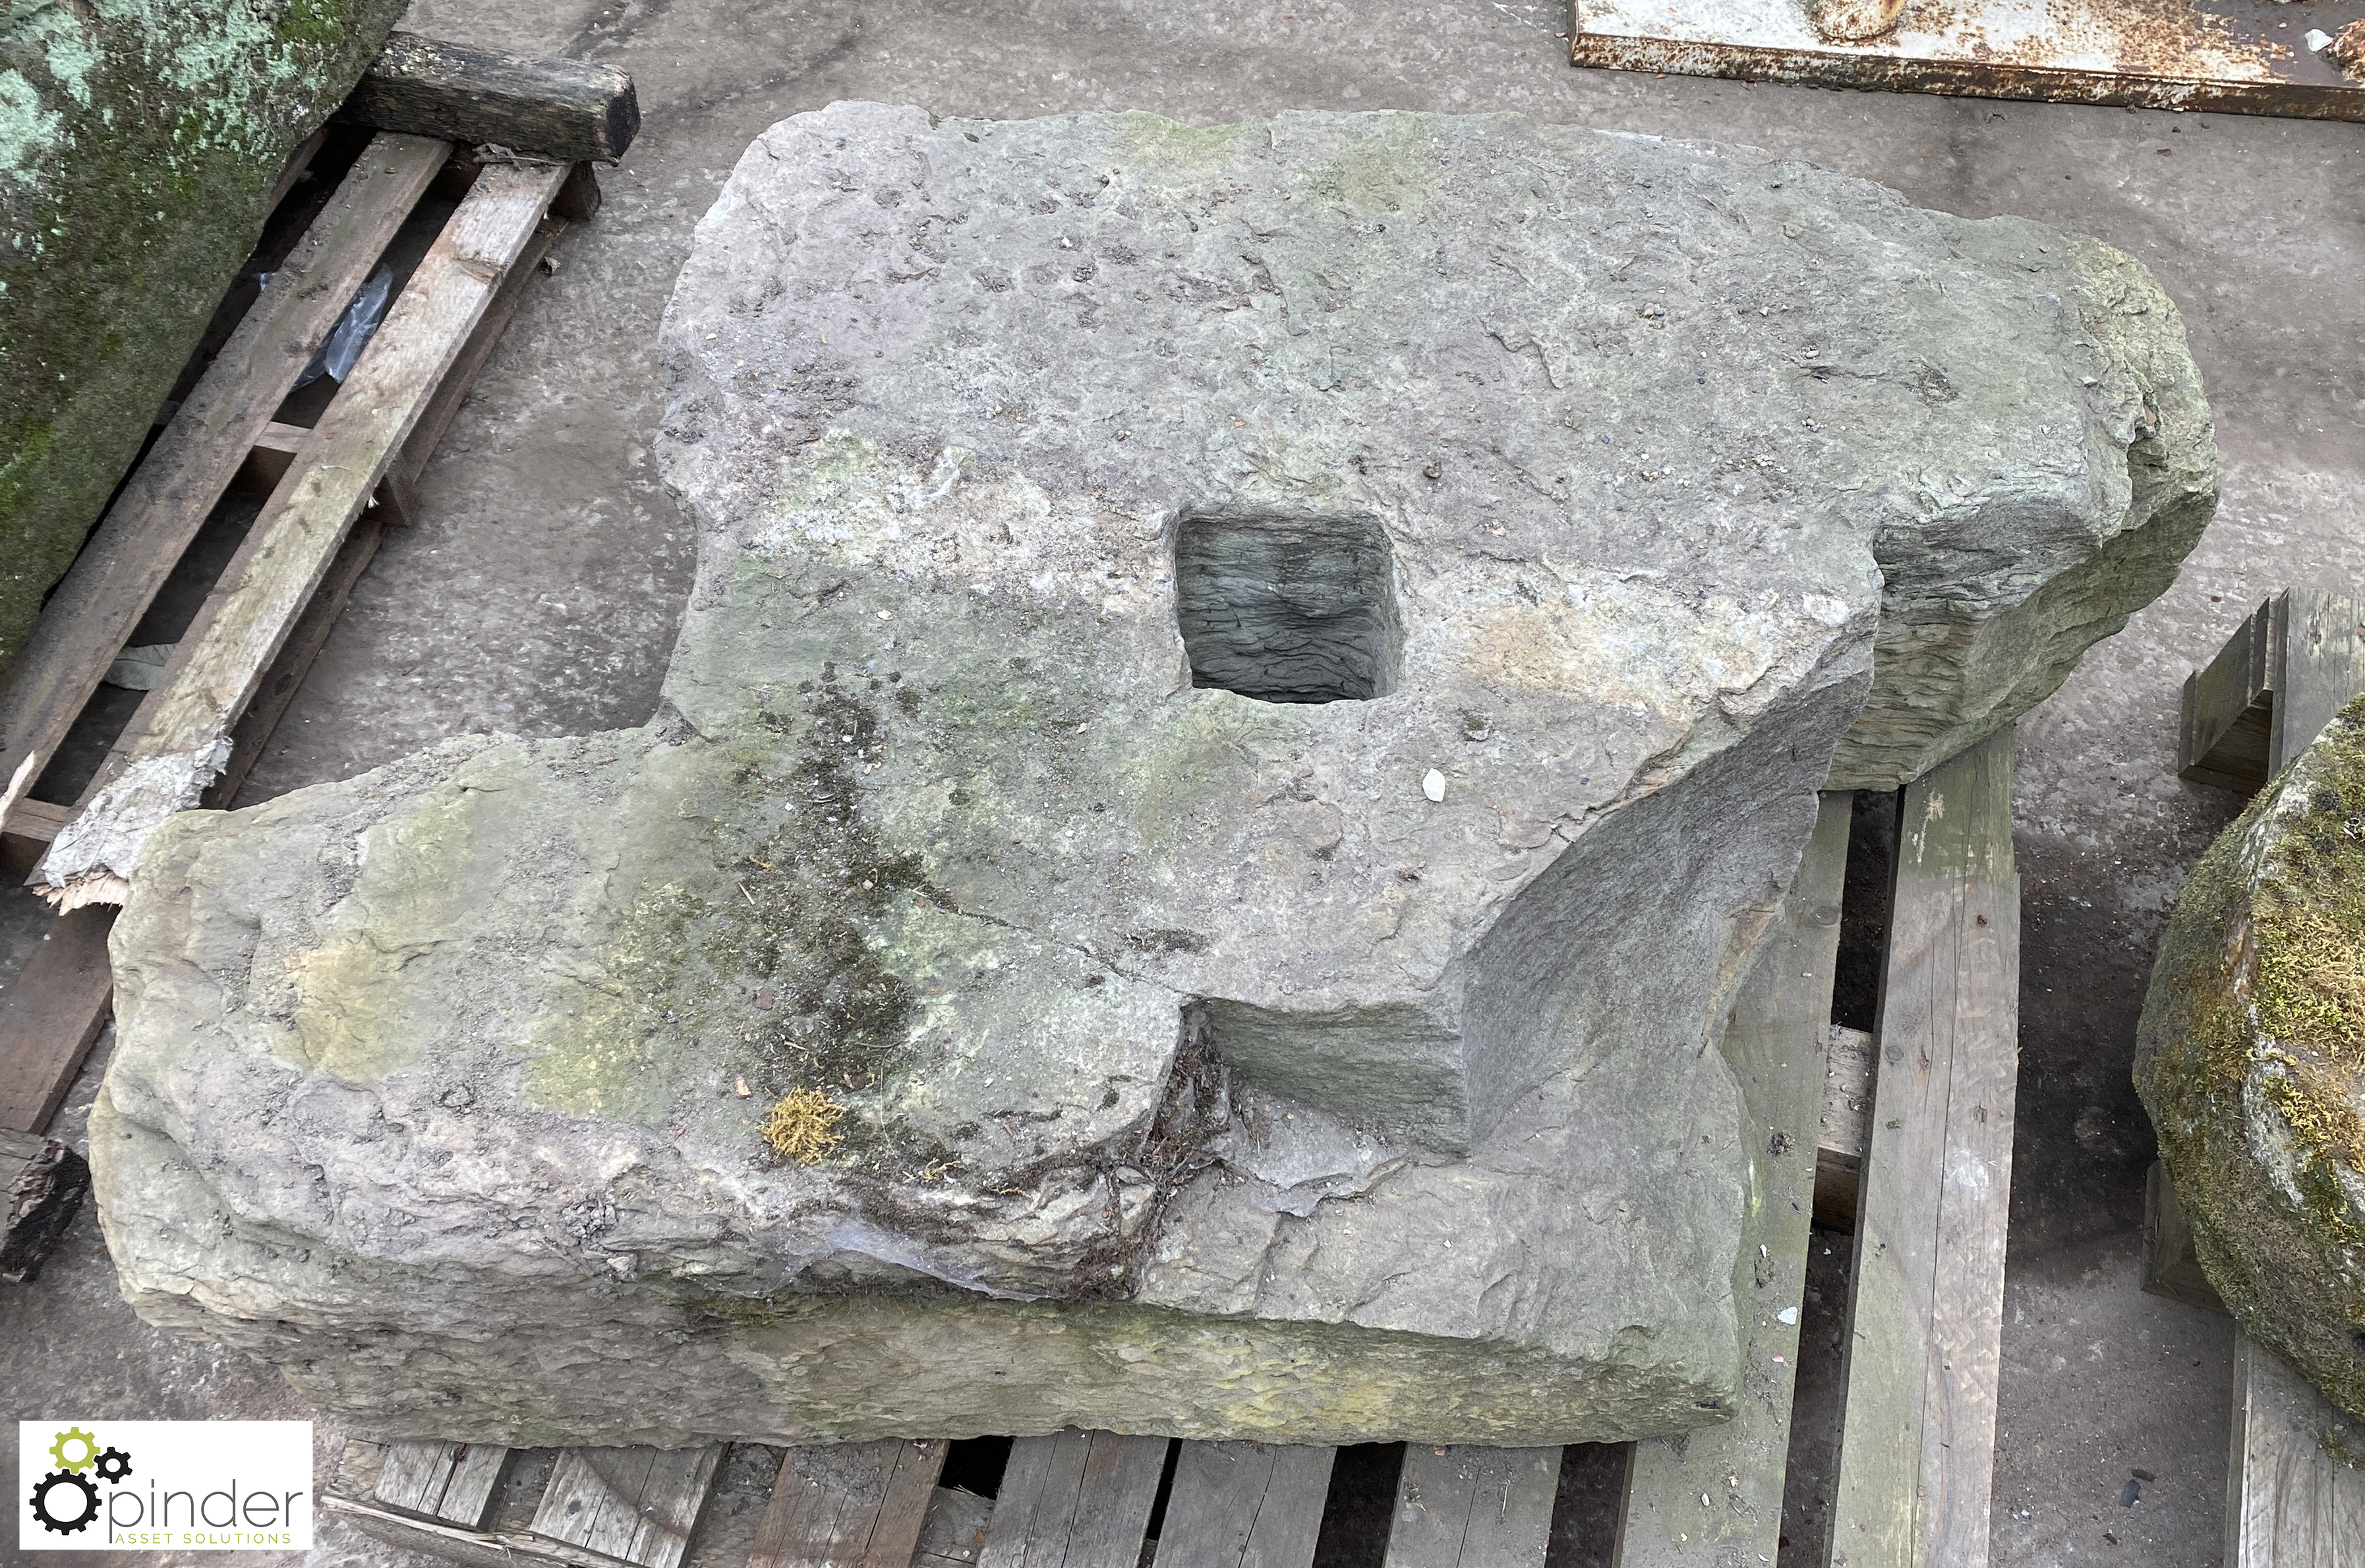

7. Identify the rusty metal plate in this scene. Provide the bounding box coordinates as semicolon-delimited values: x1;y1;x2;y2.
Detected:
1571;0;2365;121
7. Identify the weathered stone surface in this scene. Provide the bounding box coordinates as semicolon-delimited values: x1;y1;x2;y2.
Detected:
0;0;406;679
2138;695;2365;1420
94;105;2211;1448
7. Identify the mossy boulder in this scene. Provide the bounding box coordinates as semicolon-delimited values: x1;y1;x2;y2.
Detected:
0;0;406;682
2138;694;2365;1417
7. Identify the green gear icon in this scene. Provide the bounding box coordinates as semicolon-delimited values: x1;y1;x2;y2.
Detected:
48;1427;99;1472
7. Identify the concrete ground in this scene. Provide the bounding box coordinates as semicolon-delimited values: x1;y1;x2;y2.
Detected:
5;3;2360;1564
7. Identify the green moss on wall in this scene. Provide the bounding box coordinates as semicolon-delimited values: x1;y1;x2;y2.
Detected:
0;0;407;682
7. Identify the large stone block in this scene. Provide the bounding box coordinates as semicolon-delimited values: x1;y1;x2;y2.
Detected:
92;105;2211;1448
2138;695;2365;1420
0;0;407;680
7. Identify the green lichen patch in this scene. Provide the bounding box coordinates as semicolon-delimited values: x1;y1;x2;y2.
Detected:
2138;695;2365;1418
722;673;934;1098
517;670;958;1180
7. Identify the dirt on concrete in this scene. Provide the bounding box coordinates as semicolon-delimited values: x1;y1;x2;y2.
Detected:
3;3;2357;1564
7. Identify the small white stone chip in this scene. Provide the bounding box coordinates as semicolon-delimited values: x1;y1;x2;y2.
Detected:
1422;769;1446;803
2306;28;2334;50
1777;1305;1800;1325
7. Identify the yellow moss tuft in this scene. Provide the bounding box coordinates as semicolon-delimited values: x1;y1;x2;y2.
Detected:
762;1089;846;1163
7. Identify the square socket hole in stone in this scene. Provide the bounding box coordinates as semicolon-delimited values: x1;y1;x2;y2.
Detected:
1173;511;1403;703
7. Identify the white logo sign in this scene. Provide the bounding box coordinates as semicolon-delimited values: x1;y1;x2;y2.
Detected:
18;1422;312;1551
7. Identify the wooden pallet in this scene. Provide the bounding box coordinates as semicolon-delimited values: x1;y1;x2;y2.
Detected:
320;743;2024;1568
0;39;635;1164
2151;589;2365;1567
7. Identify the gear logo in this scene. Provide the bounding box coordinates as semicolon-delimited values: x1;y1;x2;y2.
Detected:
27;1470;98;1536
46;1429;96;1474
25;1427;132;1536
18;1418;310;1550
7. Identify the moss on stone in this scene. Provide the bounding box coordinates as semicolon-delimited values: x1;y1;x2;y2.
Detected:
0;1;406;679
2137;693;2365;1418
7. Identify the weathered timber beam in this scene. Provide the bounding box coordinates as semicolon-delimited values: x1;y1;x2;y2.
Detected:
343;33;639;163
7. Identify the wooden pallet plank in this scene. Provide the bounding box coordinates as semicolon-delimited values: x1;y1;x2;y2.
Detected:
537;1447;658;1557
0;908;116;1134
1825;727;2019;1568
1614;793;1853;1565
34;158;572;912
1382;1446;1559;1568
329;1492;649;1568
2229;1331;2365;1567
374;1438;511;1528
2180;595;2279;793
2269;589;2365;782
393;208;570;498
0;133;445;815
750;1439;949;1568
204;509;389;810
345;32;640;162
2139;1159;2227;1316
533;1445;722;1568
1816;1022;1877;1232
981;1430;1170;1568
1;797;73;875
1154;1441;1336;1568
624;1446;726;1568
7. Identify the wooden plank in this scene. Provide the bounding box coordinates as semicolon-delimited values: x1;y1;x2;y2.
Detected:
1614;794;1853;1565
2229;1331;2365;1567
532;1445;724;1568
2180;596;2279;794
749;1439;949;1568
1382;1445;1560;1568
267;125;331;217
1817;1022;1877;1232
2140;1159;2228;1316
204;511;389;811
328;1492;650;1568
552;161;605;223
373;1438;512;1528
1;1129;90;1284
0;908;117;1134
1154;1441;1336;1568
1;797;73;877
344;32;640;162
0;134;446;821
2270;589;2365;777
392;210;568;500
981;1430;1170;1568
32;158;571;912
1825;727;2020;1568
